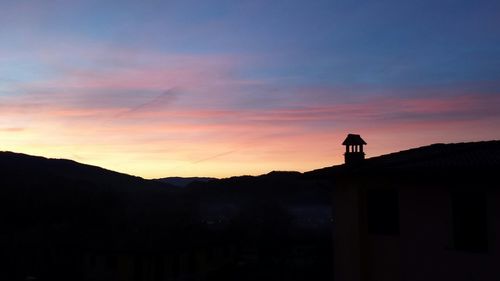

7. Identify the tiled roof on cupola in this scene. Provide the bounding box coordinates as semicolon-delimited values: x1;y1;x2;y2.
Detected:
342;134;367;145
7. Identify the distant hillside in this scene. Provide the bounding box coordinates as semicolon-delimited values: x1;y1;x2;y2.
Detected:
155;176;217;187
186;170;330;207
0;152;331;232
0;151;174;190
0;151;182;232
0;151;333;280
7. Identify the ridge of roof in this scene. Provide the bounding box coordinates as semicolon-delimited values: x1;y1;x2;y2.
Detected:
306;140;500;177
366;140;500;168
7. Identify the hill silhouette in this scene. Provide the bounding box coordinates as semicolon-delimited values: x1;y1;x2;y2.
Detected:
0;151;332;281
0;151;174;188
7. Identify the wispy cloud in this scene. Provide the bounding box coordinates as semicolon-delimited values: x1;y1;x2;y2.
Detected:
111;88;180;119
0;127;25;132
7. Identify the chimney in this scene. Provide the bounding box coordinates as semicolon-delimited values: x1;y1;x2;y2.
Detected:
342;134;367;165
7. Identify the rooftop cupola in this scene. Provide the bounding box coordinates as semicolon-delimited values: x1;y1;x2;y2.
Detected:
342;134;367;165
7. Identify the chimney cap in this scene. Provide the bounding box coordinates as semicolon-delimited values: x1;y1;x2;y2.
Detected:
342;134;367;146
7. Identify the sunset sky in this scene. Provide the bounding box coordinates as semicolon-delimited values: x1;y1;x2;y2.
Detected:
1;0;500;178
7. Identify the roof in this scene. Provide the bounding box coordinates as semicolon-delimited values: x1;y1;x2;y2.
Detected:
307;140;500;179
342;134;367;145
366;141;500;170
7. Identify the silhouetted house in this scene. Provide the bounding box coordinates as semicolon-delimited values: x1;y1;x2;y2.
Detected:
310;136;500;281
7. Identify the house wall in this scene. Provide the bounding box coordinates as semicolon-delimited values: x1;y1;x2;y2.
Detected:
398;184;499;281
334;177;500;281
398;184;453;281
365;234;400;281
332;180;363;281
360;183;400;281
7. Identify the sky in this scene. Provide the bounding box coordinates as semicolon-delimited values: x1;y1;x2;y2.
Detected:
1;0;500;178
